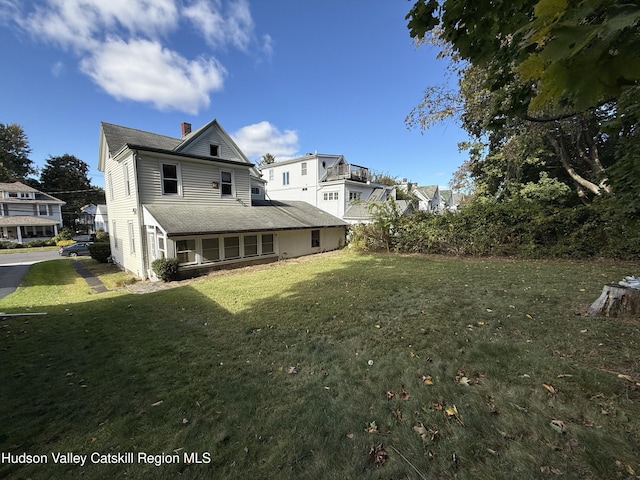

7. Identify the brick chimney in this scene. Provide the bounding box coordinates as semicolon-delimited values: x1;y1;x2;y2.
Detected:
181;122;192;137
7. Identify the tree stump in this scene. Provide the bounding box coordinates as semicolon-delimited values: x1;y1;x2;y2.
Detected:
587;284;640;317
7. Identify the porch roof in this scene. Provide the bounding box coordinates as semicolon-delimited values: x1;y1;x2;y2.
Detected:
0;216;60;227
144;200;347;237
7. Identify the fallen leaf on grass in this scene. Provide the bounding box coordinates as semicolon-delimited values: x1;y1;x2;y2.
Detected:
542;384;556;394
400;385;411;401
346;433;355;439
151;400;163;407
386;390;395;400
540;466;563;475
365;421;379;434
287;366;298;375
368;444;388;467
446;405;464;425
418;375;433;385
393;407;404;424
413;423;439;442
550;420;566;434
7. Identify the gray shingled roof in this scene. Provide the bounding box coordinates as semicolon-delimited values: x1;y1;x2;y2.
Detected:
0;216;60;227
145;200;347;237
343;200;412;221
101;122;182;155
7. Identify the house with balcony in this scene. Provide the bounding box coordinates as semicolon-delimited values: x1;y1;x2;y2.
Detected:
260;153;395;223
98;120;347;280
0;182;65;242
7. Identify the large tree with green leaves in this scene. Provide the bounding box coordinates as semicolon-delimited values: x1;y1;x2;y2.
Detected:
40;154;105;227
406;0;639;208
0;123;37;182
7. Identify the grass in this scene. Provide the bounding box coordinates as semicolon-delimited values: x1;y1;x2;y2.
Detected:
0;251;639;479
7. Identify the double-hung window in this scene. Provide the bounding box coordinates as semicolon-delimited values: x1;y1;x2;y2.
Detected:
220;171;233;196
202;238;220;262
161;163;179;195
282;172;290;185
301;162;307;175
176;239;196;264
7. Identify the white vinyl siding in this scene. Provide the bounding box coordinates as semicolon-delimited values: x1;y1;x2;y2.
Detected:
136;155;251;206
177;125;247;163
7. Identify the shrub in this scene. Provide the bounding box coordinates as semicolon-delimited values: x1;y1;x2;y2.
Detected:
152;258;179;282
25;239;56;248
56;239;76;247
95;229;109;242
88;243;112;263
52;227;74;243
0;241;24;250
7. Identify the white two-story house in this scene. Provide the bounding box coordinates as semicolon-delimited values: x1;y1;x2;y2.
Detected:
260;154;396;224
98;119;347;280
0;182;65;242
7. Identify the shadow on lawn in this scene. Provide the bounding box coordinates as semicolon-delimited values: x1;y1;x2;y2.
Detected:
2;253;639;479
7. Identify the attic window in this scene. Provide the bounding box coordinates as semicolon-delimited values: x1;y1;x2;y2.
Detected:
210;144;220;157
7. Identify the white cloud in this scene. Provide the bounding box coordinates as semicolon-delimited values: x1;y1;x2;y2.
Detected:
183;0;253;51
81;38;226;114
261;33;273;59
232;121;299;161
51;61;65;77
0;0;264;114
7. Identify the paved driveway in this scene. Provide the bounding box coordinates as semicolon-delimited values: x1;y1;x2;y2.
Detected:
0;250;60;300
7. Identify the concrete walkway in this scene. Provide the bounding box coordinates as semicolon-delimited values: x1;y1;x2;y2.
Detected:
72;261;108;294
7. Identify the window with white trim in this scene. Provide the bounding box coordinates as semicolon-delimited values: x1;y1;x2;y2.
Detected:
210;144;220;157
38;204;48;216
128;221;135;254
176;239;196;264
301;162;307;175
269;169;274;181
244;235;258;256
108;172;114;200
261;234;274;254
202;238;220;262
224;236;240;259
282;171;290;185
161;163;180;195
323;192;339;201
349;191;361;201
311;230;320;248
124;163;131;197
220;170;234;196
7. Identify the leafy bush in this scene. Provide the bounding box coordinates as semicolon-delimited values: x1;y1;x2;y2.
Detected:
151;258;179;282
95;229;109;242
88;243;112;263
0;241;24;250
52;227;74;243
25;239;56;248
56;239;76;247
351;198;640;260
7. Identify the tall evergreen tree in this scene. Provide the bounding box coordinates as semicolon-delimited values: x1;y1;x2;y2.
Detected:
0;123;37;182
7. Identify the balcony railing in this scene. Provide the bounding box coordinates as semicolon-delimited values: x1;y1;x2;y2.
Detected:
326;163;370;183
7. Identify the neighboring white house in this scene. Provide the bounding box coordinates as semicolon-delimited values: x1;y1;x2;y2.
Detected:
78;203;97;232
260;153;395;224
0;182;65;242
397;182;464;213
98;120;347;280
94;204;108;232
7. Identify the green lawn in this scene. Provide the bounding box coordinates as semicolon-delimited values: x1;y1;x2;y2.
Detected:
1;251;638;479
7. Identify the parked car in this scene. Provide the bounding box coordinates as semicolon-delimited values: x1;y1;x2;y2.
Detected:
59;242;92;257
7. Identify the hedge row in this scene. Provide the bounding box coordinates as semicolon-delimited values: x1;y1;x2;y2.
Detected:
350;201;640;260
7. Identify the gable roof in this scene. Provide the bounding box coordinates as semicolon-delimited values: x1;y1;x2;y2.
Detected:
100;120;254;170
145;200;347;237
101;122;182;156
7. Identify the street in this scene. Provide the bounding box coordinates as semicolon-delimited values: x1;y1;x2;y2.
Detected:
0;250;60;299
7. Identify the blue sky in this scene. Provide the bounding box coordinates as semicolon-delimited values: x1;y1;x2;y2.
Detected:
0;0;467;189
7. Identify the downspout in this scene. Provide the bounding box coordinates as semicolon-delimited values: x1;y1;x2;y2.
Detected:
131;150;146;279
